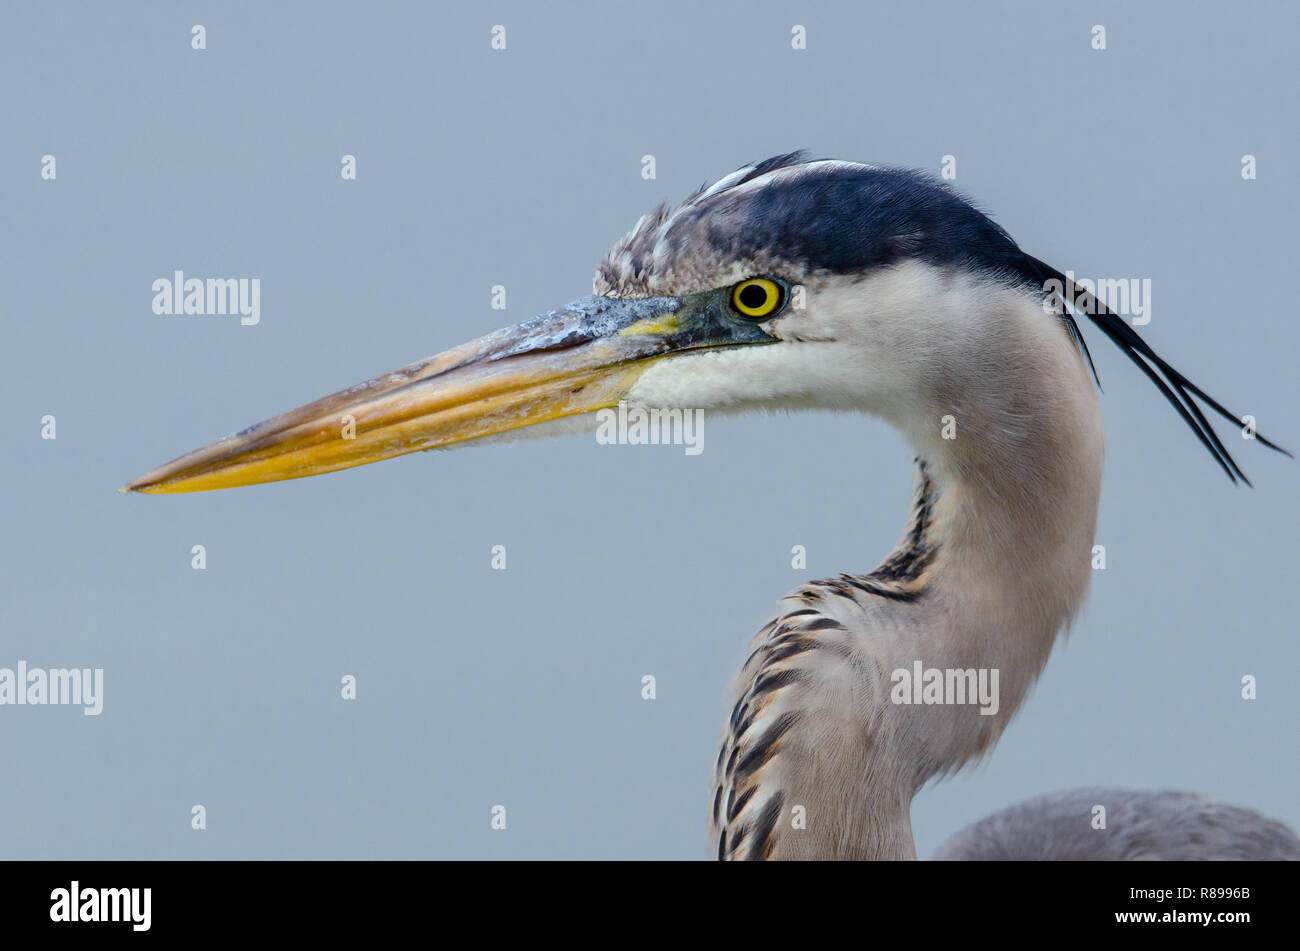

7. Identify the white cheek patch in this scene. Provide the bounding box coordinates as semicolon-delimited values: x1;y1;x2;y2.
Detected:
626;343;848;410
623;262;1042;426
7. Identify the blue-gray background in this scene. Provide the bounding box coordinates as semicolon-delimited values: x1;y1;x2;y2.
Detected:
2;1;1295;859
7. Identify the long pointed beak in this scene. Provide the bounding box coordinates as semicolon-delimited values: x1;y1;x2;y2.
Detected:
124;293;773;494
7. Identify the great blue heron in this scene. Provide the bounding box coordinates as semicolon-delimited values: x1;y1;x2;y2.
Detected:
126;153;1296;860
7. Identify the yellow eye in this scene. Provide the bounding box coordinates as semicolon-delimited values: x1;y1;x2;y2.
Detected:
731;278;784;319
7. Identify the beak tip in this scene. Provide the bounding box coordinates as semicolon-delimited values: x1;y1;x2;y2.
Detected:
121;475;160;494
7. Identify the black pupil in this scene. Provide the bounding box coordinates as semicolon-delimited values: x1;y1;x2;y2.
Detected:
739;283;770;311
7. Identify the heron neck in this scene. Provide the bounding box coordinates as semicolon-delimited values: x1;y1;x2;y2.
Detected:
903;303;1105;739
826;296;1104;855
713;291;1104;860
869;293;1105;844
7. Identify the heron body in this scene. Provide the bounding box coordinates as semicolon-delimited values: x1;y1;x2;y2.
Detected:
934;788;1300;861
126;153;1295;860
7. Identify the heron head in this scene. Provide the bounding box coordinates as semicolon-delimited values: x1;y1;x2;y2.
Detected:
124;152;1274;493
